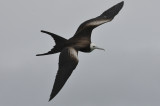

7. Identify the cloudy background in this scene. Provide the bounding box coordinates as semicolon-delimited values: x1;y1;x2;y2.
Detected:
0;0;160;106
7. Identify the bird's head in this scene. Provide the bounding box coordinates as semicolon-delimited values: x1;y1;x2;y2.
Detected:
90;42;105;52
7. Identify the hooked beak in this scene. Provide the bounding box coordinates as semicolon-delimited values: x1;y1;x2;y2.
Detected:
95;46;105;51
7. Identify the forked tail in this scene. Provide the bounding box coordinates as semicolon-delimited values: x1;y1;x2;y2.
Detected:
36;30;67;56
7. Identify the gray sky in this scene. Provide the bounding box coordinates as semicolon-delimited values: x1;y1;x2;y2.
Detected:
0;0;160;106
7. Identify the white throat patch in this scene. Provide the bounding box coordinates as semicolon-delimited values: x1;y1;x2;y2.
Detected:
90;43;96;51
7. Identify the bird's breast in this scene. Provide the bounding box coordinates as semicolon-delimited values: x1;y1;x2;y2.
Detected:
66;38;91;52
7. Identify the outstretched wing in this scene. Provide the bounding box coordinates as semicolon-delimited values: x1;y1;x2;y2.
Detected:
49;47;79;101
73;1;124;38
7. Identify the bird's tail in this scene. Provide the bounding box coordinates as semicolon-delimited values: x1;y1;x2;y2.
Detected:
36;30;67;56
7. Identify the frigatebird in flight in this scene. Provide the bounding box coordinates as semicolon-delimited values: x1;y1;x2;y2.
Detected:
37;1;124;101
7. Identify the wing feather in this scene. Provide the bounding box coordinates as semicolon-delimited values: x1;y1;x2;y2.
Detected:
49;47;79;101
73;1;124;38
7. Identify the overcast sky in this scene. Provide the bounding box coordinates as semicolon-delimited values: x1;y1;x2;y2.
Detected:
0;0;160;106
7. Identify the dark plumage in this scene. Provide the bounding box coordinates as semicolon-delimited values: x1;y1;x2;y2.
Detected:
37;1;124;101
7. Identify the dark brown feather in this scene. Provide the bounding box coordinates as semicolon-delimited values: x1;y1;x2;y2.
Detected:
36;1;124;101
36;30;67;56
73;1;124;39
49;47;79;101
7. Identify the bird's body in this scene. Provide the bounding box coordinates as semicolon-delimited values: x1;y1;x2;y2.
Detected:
37;1;124;101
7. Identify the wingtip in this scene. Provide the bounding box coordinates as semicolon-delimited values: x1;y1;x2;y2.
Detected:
101;1;124;19
117;1;124;8
48;96;54;102
121;1;124;3
114;1;124;9
48;98;51;102
120;1;124;6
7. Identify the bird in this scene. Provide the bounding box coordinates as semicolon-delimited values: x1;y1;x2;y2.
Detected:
36;1;124;101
